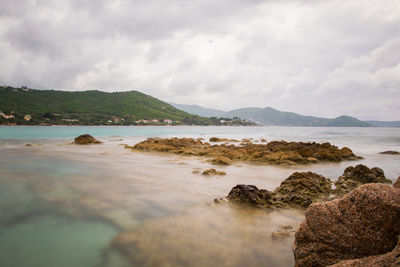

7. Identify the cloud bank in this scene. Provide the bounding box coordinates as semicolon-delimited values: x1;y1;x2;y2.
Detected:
1;0;399;120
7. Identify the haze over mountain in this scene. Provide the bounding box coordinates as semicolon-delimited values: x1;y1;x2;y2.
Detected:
366;121;400;127
171;103;372;127
222;107;371;127
169;103;225;118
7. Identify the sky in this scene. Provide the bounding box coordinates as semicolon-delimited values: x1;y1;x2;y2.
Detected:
0;0;399;120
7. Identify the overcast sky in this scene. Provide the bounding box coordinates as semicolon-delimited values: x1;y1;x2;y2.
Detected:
1;0;399;120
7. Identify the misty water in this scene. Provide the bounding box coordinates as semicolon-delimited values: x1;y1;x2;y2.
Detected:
0;126;399;267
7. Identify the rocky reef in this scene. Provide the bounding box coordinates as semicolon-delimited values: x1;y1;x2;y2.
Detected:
293;178;400;267
129;137;360;165
74;134;102;145
226;165;391;210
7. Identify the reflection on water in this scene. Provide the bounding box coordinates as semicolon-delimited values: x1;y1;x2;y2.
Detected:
0;126;399;266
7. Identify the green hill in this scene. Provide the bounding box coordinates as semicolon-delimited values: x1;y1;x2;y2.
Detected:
223;107;371;127
0;86;211;125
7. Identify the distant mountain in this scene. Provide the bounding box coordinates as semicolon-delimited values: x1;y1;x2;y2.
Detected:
0;86;212;125
169;103;225;117
365;120;400;127
222;107;372;127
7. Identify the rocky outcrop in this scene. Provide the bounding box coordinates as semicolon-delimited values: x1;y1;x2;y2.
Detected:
272;172;332;209
293;183;400;267
130;137;361;165
74;134;102;145
227;172;332;209
379;150;400;155
334;164;391;195
226;165;393;210
227;185;273;208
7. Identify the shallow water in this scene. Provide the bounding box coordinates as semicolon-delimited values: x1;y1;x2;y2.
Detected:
0;126;399;266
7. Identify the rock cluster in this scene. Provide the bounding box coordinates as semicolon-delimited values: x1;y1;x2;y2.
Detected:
226;165;391;210
293;181;400;267
74;134;102;145
227;172;332;209
129;137;360;165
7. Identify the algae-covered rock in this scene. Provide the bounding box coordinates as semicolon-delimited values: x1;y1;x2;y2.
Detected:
130;137;360;166
74;134;102;145
334;164;391;195
272;172;332;209
226;172;332;209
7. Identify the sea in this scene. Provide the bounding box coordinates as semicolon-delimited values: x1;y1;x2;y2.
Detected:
0;126;399;267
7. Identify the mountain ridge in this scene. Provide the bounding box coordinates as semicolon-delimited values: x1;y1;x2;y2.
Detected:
170;103;373;127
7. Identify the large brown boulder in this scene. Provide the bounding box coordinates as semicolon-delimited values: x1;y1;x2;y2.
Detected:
272;172;332;209
293;183;400;267
227;184;272;208
74;134;102;145
334;164;391;195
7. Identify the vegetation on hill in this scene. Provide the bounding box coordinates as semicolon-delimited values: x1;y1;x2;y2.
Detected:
0;86;253;126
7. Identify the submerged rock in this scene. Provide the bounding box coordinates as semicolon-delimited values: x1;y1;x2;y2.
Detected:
334;164;391;195
74;134;102;145
210;156;232;166
379;150;400;155
293;183;400;267
130;137;360;166
201;169;226;176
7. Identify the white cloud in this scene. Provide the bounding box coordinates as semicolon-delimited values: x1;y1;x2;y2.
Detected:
0;0;399;120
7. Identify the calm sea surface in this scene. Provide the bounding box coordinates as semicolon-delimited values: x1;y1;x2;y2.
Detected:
0;126;399;267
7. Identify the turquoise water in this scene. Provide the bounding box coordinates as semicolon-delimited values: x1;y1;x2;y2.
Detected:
0;126;399;266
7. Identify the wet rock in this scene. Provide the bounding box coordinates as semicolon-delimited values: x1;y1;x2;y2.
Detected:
272;172;332;209
227;185;273;208
74;134;102;145
201;168;226;176
334;164;391;195
379;150;400;155
293;183;400;267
